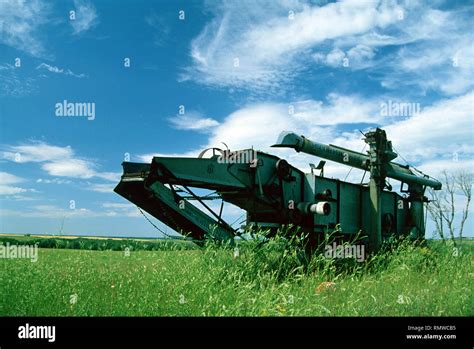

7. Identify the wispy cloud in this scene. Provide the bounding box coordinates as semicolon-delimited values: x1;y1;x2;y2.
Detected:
184;0;474;96
0;0;51;57
71;0;99;35
145;11;171;46
184;0;402;92
0;64;38;97
375;6;474;96
36;63;87;78
36;178;72;185
0;64;15;71
168;111;220;132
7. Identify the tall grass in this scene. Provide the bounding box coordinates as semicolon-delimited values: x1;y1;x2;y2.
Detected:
0;231;472;316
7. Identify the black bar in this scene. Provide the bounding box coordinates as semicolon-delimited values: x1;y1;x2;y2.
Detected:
0;317;471;347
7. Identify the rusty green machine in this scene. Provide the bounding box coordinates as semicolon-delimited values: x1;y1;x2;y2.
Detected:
114;128;441;251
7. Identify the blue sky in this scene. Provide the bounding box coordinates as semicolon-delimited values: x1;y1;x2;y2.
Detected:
0;0;473;238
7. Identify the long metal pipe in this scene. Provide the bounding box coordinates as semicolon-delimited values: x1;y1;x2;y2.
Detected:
272;132;441;190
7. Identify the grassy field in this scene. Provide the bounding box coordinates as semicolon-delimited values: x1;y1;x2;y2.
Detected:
1;234;473;316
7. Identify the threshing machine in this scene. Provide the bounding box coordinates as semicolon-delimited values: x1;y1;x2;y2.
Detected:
114;128;441;251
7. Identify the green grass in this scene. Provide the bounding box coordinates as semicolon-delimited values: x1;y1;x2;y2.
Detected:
0;236;472;316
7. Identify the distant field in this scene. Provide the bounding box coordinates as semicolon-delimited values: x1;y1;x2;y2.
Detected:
1;234;472;316
0;233;194;251
0;233;171;242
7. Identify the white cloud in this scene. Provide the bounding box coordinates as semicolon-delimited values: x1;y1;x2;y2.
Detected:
297;92;474;179
88;183;116;193
372;6;474;95
37;63;63;74
384;27;474;95
168;111;220;131
2;195;38;201
1;141;120;183
185;1;473;96
36;63;87;78
138;93;381;176
0;171;38;196
185;0;402;91
1;142;74;163
100;202;140;217
0;0;51;57
313;45;376;69
200;93;384;160
0;186;39;196
102;202;133;209
287;92;474;178
71;0;99;35
347;45;375;62
315;48;345;68
41;159;96;178
383;91;474;164
95;172;121;182
139;91;474;184
36;178;72;184
292;94;381;125
418;159;474;178
0;185;28;195
0;171;24;185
